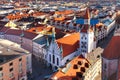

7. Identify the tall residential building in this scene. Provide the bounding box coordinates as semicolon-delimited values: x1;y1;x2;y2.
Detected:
0;44;31;80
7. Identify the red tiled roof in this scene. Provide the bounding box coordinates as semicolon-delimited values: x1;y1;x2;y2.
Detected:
95;23;104;28
54;16;65;21
32;12;46;17
5;28;38;39
22;31;38;40
6;12;30;20
27;27;45;33
5;29;22;36
55;10;74;15
102;36;120;59
56;33;80;57
51;56;89;80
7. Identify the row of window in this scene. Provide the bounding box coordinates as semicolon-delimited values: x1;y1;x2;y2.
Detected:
81;50;87;53
81;45;87;49
0;58;23;79
81;36;87;40
49;54;59;66
0;58;22;71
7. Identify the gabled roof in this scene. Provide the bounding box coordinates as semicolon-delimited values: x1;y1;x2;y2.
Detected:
5;21;17;28
56;33;79;57
22;31;38;40
81;24;93;33
102;36;120;59
5;28;38;40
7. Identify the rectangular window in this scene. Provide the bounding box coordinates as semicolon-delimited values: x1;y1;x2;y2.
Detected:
19;58;22;61
19;62;22;73
53;55;55;64
0;67;2;71
49;54;51;62
9;68;13;72
9;73;14;78
9;62;13;66
0;72;3;78
19;67;22;73
57;58;59;66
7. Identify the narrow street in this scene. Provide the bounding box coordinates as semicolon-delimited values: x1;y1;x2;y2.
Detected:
29;55;53;80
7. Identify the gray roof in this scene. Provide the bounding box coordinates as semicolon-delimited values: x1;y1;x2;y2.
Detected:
0;44;29;65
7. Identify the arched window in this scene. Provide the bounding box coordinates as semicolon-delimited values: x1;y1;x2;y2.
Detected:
57;58;59;66
53;55;55;64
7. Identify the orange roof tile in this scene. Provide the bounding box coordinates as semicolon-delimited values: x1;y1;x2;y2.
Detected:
26;26;46;33
6;12;30;20
96;23;104;27
51;56;89;80
102;36;120;59
56;33;80;57
32;12;46;17
55;10;74;15
54;16;65;21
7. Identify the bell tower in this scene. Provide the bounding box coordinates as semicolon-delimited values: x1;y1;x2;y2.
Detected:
80;8;95;56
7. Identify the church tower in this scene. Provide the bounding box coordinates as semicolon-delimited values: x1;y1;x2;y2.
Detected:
80;8;95;56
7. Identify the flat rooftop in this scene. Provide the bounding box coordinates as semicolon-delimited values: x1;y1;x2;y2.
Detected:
0;39;30;65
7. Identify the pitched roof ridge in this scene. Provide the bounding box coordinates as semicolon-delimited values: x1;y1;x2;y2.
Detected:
84;8;90;19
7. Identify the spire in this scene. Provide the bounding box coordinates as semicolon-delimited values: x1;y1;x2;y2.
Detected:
60;44;63;54
52;27;55;41
46;38;49;47
84;8;90;19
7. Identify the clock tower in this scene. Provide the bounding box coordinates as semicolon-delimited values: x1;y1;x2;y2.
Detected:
80;8;95;57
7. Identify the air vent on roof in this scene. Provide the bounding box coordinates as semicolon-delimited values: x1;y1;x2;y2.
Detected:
78;61;82;65
73;64;78;69
76;72;83;78
85;63;89;68
81;67;85;73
